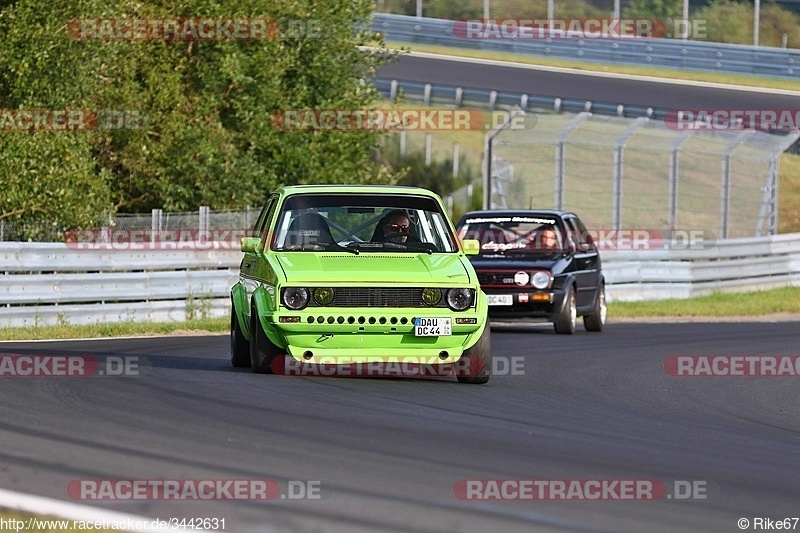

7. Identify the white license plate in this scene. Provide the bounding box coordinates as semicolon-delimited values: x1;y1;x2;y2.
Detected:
487;294;513;306
414;317;452;336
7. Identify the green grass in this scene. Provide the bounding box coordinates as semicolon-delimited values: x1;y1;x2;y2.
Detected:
385;41;800;92
0;509;114;532
0;318;228;341
609;286;800;318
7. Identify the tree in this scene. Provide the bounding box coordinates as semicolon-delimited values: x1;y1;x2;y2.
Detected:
0;0;396;238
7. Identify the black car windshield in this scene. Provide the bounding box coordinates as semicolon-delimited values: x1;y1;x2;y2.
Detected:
271;194;458;253
458;214;565;254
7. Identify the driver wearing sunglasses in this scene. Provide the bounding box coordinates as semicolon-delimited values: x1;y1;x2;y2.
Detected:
379;210;412;244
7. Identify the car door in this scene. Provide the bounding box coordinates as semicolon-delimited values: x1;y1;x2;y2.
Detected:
564;215;600;308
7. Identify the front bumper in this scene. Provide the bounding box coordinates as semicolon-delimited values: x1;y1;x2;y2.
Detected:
485;288;567;320
265;309;485;364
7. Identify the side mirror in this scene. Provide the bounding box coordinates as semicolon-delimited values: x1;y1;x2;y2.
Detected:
461;239;480;256
241;237;262;253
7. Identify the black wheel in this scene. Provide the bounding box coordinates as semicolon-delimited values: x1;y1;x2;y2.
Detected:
583;284;606;332
230;306;250;367
250;306;281;374
553;285;577;335
456;325;492;384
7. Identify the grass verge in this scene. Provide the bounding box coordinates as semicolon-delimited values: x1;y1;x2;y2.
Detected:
386;41;800;92
0;318;228;341
609;286;800;318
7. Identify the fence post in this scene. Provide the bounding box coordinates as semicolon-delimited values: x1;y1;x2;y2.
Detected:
151;208;162;246
553;112;592;211
612;117;649;231
425;133;431;166
483;106;525;210
668;131;693;237
453;142;460;178
721;131;753;239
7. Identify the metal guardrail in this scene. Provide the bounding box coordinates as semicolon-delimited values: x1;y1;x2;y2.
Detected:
373;14;800;79
2;236;800;326
602;233;800;301
0;243;239;327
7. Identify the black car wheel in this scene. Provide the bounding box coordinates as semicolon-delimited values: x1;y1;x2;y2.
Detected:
250;306;281;374
553;285;577;335
583;284;606;332
230;306;250;367
456;325;492;384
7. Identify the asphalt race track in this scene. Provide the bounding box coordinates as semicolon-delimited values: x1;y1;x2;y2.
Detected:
377;54;800;111
2;322;800;532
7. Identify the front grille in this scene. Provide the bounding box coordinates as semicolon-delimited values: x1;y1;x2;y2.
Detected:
308;287;448;308
477;272;518;285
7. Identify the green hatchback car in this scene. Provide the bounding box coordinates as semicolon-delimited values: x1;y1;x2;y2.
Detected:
230;185;491;383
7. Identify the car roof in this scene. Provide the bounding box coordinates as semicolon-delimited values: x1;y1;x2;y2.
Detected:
459;209;574;219
275;184;442;198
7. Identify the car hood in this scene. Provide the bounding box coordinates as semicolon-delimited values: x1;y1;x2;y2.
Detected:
275;253;473;284
469;253;563;270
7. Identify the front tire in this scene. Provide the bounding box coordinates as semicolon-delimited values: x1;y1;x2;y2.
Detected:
250;306;281;374
583;284;606;332
230;307;250;367
456;325;492;384
553;285;577;335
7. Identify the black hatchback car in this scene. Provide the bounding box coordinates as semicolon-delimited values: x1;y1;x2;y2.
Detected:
456;210;605;334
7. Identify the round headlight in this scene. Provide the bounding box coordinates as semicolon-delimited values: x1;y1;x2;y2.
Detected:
282;287;310;310
446;288;475;311
514;271;530;286
421;288;442;307
532;271;551;289
313;287;335;306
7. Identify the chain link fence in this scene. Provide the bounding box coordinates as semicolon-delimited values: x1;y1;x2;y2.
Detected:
487;111;800;238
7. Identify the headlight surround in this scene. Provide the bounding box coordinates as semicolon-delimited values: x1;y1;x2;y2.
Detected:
532;271;551;289
282;287;310;310
446;288;475;311
421;288;442;307
313;287;335;306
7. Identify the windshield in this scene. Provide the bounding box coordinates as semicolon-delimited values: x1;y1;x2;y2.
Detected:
271;194;458;253
457;214;566;254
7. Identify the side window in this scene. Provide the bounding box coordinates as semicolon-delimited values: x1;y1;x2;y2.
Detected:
259;196;279;244
250;200;273;238
566;217;595;251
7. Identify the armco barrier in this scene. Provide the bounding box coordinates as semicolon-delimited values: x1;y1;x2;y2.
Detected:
1;235;800;327
0;242;239;328
372;14;800;79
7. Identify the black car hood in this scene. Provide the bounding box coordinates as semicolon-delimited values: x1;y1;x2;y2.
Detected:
468;252;564;270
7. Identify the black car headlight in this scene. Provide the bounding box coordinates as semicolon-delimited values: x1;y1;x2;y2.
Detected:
532;271;551;289
446;288;475;311
282;287;310;310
